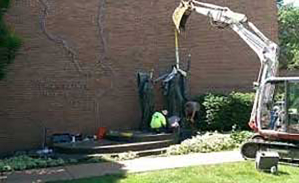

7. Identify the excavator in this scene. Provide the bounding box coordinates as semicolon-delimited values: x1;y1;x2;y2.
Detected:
173;0;299;161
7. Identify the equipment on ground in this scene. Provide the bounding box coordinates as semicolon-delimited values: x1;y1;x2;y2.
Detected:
172;0;299;161
255;151;279;173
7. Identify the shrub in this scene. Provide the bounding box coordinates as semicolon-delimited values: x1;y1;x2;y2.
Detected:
0;155;68;172
228;93;254;130
167;132;233;155
193;92;254;132
230;130;254;145
278;6;299;69
0;0;22;79
166;131;253;156
0;161;11;172
0;152;138;172
203;94;230;131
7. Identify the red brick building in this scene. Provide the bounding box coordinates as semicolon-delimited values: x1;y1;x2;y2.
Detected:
0;0;278;154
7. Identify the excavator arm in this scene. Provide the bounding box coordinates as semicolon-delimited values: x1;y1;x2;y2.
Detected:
173;0;247;31
172;0;279;130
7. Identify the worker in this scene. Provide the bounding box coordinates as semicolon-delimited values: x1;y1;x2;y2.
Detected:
150;110;168;133
168;115;181;134
269;106;279;130
185;101;200;123
184;101;200;136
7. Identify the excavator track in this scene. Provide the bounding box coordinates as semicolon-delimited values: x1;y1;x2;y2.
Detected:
241;139;299;162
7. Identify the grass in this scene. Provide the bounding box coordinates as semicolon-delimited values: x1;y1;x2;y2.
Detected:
50;161;299;183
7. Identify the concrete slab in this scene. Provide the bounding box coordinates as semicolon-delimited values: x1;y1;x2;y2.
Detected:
120;150;244;173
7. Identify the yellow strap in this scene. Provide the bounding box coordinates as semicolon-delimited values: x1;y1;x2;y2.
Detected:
175;28;180;68
175;28;179;49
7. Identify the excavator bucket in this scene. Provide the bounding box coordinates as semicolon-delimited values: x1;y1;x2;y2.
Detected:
172;1;192;33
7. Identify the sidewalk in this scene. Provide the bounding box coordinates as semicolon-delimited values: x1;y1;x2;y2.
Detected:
3;151;244;183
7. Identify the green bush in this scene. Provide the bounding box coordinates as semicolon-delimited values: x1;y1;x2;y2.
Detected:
0;0;21;79
278;6;299;69
0;161;11;172
230;130;254;145
193;92;254;132
0;0;11;9
0;155;69;172
166;131;253;156
0;152;138;172
167;132;233;155
203;94;230;131
228;93;254;130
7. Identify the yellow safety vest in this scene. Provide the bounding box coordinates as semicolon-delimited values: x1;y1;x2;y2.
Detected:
150;112;167;129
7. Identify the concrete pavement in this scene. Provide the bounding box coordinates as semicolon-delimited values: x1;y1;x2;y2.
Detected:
3;150;244;183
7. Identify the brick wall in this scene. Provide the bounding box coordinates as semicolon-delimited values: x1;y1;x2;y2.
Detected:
0;0;278;154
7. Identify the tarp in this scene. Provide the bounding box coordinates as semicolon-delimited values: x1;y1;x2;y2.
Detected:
137;72;155;130
162;72;188;118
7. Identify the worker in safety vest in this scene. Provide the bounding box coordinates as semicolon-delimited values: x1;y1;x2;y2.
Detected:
150;110;168;133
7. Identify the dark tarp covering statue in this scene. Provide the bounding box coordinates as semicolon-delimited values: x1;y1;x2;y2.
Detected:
137;72;155;130
162;70;188;118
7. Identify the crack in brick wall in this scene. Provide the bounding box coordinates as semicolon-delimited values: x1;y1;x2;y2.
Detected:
38;0;117;128
39;0;83;74
95;0;115;98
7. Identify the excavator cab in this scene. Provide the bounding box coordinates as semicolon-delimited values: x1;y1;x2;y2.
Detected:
258;78;299;135
241;78;299;160
172;0;193;32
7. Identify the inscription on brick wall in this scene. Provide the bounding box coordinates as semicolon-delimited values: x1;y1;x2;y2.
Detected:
31;79;87;95
31;79;94;110
11;0;39;7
